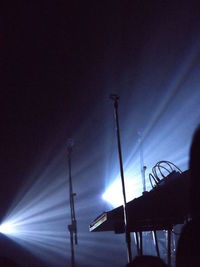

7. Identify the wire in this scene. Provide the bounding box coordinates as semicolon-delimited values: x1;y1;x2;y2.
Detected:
149;173;158;188
149;160;182;189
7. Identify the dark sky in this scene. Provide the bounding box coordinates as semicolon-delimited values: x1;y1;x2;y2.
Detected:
1;1;200;266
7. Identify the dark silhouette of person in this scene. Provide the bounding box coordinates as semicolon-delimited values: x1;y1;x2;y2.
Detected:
125;255;167;267
176;125;200;267
176;219;200;267
189;125;200;220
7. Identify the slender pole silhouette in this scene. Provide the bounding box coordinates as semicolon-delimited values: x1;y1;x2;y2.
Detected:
67;139;77;267
110;94;132;263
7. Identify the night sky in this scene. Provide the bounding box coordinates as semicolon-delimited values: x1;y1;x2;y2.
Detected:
1;1;200;267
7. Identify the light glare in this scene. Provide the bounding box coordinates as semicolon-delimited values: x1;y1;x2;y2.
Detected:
102;174;143;207
0;222;18;235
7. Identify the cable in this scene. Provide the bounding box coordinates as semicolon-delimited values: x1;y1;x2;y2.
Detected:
149;160;182;189
149;173;158;188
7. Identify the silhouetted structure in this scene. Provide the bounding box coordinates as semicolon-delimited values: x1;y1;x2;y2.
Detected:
125;255;167;267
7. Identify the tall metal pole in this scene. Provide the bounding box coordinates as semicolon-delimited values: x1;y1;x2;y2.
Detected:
67;139;77;267
110;94;132;263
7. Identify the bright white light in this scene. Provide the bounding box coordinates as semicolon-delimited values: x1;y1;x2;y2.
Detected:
0;222;18;235
0;172;71;266
102;179;123;207
102;174;143;207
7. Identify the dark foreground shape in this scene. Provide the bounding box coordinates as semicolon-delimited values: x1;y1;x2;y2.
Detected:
125;255;167;267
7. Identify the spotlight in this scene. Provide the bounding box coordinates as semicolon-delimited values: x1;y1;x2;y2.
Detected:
102;173;143;207
0;174;70;266
0;222;17;235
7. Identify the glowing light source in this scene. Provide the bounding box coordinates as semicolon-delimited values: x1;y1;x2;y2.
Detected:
102;172;143;207
0;222;18;235
0;169;71;266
